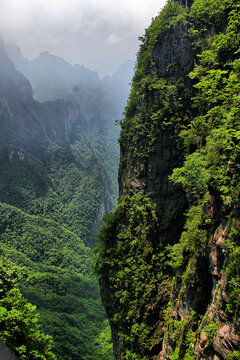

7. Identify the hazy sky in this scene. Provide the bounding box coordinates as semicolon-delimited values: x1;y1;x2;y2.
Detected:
0;0;167;76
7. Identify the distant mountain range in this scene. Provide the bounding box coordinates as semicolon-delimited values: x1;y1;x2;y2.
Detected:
0;36;135;359
6;43;135;124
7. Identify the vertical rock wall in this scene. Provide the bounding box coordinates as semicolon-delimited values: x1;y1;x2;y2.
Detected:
96;0;240;359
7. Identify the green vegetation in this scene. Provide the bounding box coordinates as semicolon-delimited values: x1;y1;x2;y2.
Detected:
226;351;240;360
0;126;119;247
94;192;171;359
165;0;240;356
119;2;191;160
0;200;113;359
0;27;123;358
0;119;118;358
1;0;239;357
169;0;240;308
0;202;91;271
95;0;240;358
0;258;56;359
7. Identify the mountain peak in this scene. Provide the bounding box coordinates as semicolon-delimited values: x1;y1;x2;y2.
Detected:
39;50;51;57
0;36;15;74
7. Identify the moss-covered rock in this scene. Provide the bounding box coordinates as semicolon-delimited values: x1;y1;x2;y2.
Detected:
95;0;240;358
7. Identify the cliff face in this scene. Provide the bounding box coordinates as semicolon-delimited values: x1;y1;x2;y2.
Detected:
95;0;240;359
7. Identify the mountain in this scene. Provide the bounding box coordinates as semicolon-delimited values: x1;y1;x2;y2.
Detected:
1;36;120;246
5;44;99;102
94;0;240;359
6;44;134;127
0;37;117;359
101;59;135;119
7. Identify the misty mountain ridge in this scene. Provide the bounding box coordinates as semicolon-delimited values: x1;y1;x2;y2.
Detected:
0;35;120;243
6;42;134;121
5;43;99;101
0;36;122;359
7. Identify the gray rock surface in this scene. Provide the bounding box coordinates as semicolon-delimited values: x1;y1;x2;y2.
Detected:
0;341;18;360
153;22;195;81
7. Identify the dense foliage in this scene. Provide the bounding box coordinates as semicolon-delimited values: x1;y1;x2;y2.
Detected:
0;46;119;357
0;258;56;359
0;125;119;247
95;0;240;359
120;2;190;159
0;200;114;359
94;193;172;359
167;2;240;357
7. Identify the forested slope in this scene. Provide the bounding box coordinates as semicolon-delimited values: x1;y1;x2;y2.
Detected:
94;0;240;359
0;37;118;359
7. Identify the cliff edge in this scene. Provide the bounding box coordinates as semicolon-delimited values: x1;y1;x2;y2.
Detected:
94;0;240;359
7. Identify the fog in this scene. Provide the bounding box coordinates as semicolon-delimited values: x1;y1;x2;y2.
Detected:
0;0;167;76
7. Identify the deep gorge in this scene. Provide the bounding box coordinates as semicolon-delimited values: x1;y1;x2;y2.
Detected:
0;0;240;359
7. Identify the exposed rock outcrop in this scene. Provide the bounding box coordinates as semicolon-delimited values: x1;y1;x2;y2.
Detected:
119;128;188;244
153;21;195;80
0;341;18;360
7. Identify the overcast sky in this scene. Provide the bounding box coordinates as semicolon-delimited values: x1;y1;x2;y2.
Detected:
0;0;167;77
